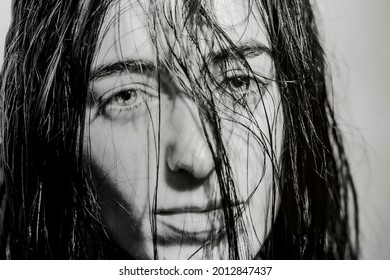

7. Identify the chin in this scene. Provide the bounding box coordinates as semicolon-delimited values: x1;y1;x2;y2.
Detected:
154;243;229;260
133;231;262;259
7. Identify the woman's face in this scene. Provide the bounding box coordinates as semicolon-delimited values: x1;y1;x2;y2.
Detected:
86;0;282;259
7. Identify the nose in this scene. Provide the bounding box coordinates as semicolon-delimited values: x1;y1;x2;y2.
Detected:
164;96;214;180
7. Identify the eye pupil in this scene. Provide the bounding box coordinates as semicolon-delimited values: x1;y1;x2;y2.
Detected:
114;89;136;105
117;91;131;100
230;76;249;89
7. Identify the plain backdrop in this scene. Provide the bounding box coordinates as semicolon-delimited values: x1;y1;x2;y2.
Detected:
0;0;389;259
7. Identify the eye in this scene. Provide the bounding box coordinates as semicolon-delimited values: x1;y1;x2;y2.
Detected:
224;75;250;92
212;68;268;112
219;72;259;103
99;86;157;120
111;89;139;107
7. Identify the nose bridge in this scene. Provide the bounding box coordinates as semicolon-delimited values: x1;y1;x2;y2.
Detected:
165;95;214;179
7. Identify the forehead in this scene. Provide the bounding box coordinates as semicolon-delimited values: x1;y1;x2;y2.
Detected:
94;0;269;66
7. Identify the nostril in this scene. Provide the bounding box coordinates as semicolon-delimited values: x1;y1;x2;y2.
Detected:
164;95;215;180
166;143;214;180
166;153;189;173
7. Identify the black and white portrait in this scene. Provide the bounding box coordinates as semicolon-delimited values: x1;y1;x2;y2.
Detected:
0;0;388;260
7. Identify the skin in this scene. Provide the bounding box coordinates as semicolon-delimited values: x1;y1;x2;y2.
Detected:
85;0;282;259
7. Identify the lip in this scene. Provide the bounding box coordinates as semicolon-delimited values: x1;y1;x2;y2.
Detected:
154;200;244;215
156;210;224;244
155;204;244;245
155;205;222;214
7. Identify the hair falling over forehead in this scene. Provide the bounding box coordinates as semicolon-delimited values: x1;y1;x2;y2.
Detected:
0;0;359;259
105;0;281;260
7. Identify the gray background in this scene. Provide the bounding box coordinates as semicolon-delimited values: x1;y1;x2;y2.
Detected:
0;0;389;259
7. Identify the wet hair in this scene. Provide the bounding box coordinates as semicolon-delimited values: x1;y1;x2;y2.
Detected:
0;0;358;259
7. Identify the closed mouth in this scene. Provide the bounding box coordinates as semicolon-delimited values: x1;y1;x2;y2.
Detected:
156;210;224;245
154;201;244;215
154;204;244;245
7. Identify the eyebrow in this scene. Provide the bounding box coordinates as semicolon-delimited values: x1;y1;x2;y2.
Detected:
90;58;156;80
209;40;272;64
90;40;271;80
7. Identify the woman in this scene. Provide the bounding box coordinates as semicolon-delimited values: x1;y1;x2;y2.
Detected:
0;0;359;259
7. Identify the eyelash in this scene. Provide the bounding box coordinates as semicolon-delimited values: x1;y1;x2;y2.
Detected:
217;69;267;105
96;70;268;120
98;85;158;119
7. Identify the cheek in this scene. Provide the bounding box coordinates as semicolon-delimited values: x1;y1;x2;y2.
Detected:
87;115;155;179
221;85;282;247
85;114;159;258
87;118;149;200
223;124;273;208
222;84;282;193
